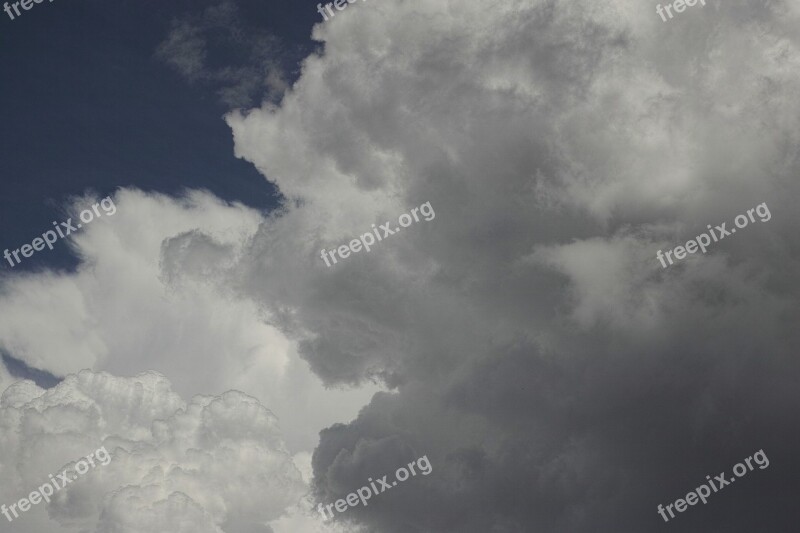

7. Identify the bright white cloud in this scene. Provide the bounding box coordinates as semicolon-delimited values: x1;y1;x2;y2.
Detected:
0;188;380;458
0;371;304;532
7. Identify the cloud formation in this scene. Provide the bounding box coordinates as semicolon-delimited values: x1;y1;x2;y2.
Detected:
0;188;380;461
2;0;800;531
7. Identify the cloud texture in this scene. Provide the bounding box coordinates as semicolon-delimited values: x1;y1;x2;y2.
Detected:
0;371;304;533
2;0;800;531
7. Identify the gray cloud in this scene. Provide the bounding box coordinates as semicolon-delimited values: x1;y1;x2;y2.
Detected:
222;0;800;530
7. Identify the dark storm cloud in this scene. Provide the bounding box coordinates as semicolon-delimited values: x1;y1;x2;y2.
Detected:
1;352;61;389
224;0;800;531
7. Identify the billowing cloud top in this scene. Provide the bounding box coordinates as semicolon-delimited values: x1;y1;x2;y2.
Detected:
0;371;304;533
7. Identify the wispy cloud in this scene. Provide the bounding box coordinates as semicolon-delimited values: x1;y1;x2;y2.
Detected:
156;0;288;108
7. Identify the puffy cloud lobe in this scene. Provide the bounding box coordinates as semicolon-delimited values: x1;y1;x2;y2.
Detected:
0;370;304;533
98;489;225;533
0;188;265;380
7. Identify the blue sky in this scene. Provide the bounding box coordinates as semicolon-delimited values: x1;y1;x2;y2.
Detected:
0;0;317;271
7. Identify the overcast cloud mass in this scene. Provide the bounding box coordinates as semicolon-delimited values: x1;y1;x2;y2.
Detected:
1;0;799;531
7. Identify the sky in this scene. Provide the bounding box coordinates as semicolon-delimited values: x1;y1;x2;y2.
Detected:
1;0;799;532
